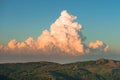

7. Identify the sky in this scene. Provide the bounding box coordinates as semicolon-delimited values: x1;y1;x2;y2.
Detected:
0;0;120;63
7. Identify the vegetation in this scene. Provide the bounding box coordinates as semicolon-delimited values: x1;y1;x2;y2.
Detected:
0;58;120;80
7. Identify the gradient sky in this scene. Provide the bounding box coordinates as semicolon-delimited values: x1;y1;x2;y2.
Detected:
0;0;120;63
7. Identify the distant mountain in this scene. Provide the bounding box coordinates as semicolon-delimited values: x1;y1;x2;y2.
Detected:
0;58;120;80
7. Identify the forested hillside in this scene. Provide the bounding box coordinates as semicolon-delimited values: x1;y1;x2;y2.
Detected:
0;58;120;80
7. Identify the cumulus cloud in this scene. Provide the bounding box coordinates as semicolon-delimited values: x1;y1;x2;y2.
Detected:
0;10;109;56
89;40;109;52
37;10;85;55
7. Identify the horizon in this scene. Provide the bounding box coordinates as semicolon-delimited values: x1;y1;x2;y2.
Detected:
0;58;119;64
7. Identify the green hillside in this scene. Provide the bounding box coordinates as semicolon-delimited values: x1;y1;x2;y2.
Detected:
0;58;120;80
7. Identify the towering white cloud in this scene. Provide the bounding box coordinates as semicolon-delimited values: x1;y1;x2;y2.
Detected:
37;10;84;55
0;10;109;56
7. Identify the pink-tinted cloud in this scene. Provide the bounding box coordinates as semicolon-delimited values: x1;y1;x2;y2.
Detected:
37;10;84;55
0;10;109;56
89;40;109;52
89;40;104;49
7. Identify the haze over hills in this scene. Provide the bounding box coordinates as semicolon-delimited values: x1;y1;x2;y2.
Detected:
0;58;120;80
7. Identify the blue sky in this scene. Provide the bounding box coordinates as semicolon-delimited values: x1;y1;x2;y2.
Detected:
0;0;120;52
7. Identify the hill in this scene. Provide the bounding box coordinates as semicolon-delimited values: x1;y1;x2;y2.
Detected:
0;58;120;80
